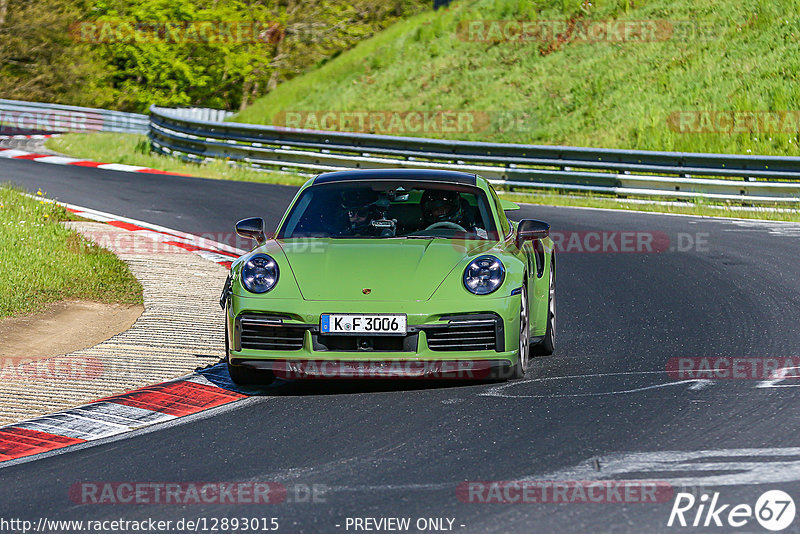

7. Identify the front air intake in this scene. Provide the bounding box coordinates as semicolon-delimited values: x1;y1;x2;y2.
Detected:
424;314;503;352
238;314;306;351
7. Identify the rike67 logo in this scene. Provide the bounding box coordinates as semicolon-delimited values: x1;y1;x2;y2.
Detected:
667;490;796;531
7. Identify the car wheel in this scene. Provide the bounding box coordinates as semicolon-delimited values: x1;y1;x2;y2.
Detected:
511;284;530;379
532;256;555;356
225;326;275;385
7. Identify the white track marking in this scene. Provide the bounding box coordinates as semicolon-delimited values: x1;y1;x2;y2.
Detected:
482;379;708;398
0;149;31;158
95;163;148;172
688;379;714;390
31;155;85;165
479;370;713;398
536;448;800;486
722;220;800;237
756;366;800;388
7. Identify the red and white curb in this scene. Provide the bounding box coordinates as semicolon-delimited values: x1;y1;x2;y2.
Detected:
0;134;54;140
0;199;252;463
41;198;246;269
0;373;246;462
0;135;191;176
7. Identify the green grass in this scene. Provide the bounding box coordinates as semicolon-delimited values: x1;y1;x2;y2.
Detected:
0;187;143;317
45;133;309;187
233;0;800;157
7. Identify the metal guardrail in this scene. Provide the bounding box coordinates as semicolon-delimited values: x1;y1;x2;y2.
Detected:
148;104;800;204
0;99;149;134
154;107;235;123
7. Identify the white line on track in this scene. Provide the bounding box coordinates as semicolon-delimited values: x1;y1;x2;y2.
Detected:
536;447;800;487
480;376;709;398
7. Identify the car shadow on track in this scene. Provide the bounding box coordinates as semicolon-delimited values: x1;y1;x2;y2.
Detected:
197;363;500;397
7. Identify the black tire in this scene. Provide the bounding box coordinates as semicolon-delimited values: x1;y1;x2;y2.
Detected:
225;325;275;385
532;256;555;356
511;284;530;379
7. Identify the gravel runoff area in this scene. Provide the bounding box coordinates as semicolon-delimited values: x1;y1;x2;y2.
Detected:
0;222;228;425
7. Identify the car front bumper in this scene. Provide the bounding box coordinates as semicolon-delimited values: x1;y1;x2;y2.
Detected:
226;293;522;379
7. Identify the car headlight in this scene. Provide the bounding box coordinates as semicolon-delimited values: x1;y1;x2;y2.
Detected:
241;254;279;294
463;255;505;295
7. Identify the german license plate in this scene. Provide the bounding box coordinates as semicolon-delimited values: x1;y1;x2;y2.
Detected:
320;314;407;335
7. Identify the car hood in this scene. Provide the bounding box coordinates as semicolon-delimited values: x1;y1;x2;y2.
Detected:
277;238;492;301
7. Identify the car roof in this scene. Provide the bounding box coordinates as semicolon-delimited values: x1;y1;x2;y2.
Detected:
313;168;478;186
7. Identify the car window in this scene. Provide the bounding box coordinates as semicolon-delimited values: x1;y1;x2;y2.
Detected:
278;182;500;240
488;185;511;237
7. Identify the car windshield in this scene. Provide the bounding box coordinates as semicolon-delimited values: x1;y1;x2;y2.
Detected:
278;181;499;240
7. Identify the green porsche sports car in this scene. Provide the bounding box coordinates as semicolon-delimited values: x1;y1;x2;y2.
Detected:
220;169;555;384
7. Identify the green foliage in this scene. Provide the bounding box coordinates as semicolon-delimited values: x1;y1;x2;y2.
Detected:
0;0;111;108
84;0;282;111
0;0;428;112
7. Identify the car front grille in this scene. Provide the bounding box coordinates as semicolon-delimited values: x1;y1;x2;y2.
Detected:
312;333;417;352
424;315;502;352
238;314;307;351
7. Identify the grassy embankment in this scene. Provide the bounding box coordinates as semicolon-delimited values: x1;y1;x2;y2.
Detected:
236;0;800;155
0;187;142;317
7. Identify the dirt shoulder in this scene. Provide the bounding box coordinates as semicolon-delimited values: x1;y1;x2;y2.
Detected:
0;301;143;360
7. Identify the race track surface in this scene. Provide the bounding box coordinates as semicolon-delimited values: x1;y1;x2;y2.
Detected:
2;158;800;533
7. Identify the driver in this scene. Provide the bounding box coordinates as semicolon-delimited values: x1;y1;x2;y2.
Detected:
420;189;467;228
339;188;381;236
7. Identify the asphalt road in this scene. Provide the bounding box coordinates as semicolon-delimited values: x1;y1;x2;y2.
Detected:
2;158;800;533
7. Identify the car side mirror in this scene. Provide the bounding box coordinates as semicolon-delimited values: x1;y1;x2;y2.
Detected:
236;217;267;246
516;219;550;249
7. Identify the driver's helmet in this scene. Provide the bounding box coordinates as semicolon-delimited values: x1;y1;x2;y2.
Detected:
340;188;380;233
421;189;463;226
